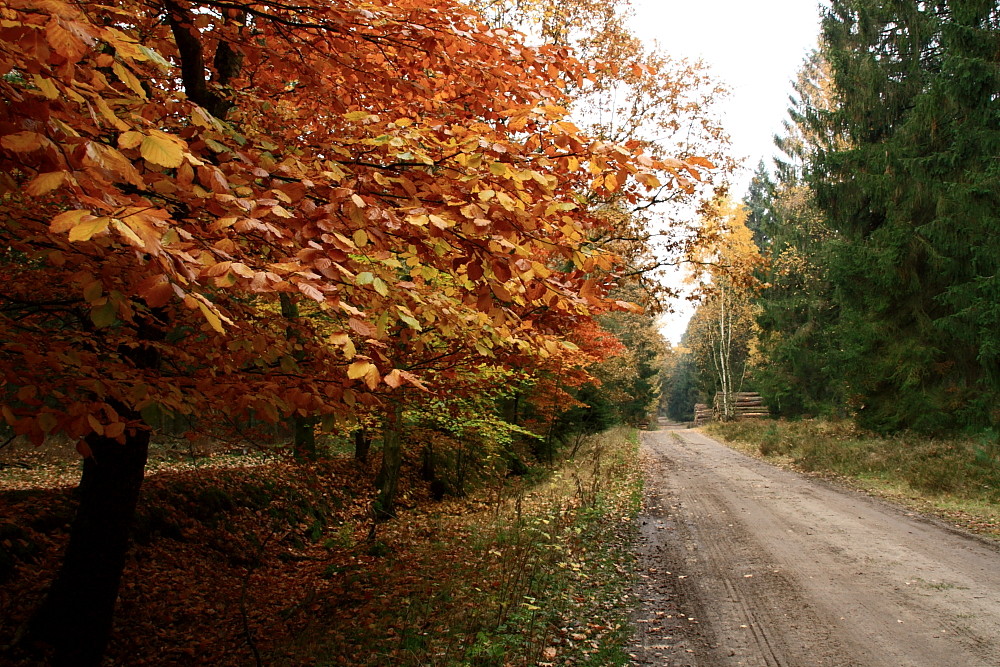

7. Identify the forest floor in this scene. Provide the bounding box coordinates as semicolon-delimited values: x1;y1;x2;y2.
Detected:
629;425;1000;666
0;428;641;666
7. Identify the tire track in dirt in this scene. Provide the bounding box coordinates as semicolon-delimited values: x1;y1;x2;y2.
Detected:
630;426;1000;667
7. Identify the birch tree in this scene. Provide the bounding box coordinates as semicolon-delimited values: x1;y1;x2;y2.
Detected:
685;197;762;418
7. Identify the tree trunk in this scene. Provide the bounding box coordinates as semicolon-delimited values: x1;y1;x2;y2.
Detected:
25;311;163;666
498;392;520;425
26;429;150;666
420;441;435;482
292;415;317;462
374;403;403;521
353;427;371;463
279;293;317;461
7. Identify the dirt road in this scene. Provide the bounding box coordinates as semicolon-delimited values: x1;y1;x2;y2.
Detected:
629;425;1000;667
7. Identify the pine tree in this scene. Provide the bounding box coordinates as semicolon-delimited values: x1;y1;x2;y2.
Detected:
809;0;1000;431
745;46;845;418
744;161;777;249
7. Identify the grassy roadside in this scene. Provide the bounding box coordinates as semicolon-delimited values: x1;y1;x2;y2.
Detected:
293;425;645;666
705;419;1000;539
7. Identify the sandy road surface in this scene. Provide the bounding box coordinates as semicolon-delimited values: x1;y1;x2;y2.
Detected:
629;425;1000;667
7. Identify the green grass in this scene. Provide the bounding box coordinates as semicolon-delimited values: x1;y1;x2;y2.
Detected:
706;419;1000;538
278;426;645;667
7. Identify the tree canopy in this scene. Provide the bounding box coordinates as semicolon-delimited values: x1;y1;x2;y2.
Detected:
0;0;704;446
1;0;719;662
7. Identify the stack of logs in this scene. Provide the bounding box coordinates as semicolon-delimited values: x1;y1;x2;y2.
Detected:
693;403;713;425
716;392;769;420
693;392;769;425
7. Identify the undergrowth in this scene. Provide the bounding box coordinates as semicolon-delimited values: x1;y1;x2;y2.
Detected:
0;427;643;666
294;425;643;666
706;419;1000;538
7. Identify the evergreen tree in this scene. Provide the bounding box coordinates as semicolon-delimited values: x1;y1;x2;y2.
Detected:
773;46;841;186
752;183;845;417
743;47;846;419
809;0;1000;432
665;345;699;422
744;161;777;249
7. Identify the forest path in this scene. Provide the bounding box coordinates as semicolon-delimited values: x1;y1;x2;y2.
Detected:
629;426;1000;667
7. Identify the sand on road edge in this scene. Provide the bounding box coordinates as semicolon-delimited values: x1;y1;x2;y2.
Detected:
629;426;1000;667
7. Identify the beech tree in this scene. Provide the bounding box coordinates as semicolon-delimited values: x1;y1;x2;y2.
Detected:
466;0;734;440
1;0;706;662
471;0;733;297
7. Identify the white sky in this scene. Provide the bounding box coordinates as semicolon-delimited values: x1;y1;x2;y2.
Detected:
628;1;824;344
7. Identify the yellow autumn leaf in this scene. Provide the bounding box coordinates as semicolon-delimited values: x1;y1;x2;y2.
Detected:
118;131;144;149
68;216;110;242
26;171;67;196
348;360;374;380
31;74;59;100
140;134;184;168
50;210;90;233
94;97;129;131
383;369;403;388
636;172;662;189
363;366;380;390
112;60;146;99
45;19;91;62
1;131;45;152
111;219;144;247
194;299;225;333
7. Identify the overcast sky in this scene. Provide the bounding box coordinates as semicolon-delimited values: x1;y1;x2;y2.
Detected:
627;1;825;344
631;0;824;195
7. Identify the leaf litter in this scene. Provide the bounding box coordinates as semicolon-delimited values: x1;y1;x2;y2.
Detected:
1;427;644;666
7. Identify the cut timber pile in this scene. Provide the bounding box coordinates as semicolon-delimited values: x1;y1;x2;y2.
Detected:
713;392;770;421
694;403;713;426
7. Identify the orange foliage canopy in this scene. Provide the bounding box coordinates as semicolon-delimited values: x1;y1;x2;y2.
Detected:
0;0;699;444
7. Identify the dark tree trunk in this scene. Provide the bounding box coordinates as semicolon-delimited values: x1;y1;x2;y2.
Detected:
280;293;317;462
421;441;447;500
420;441;435;482
26;428;150;666
353;427;371;463
292;415;317;462
374;403;403;521
499;392;520;425
25;309;163;666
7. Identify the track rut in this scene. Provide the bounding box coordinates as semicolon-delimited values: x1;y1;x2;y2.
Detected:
629;426;1000;667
